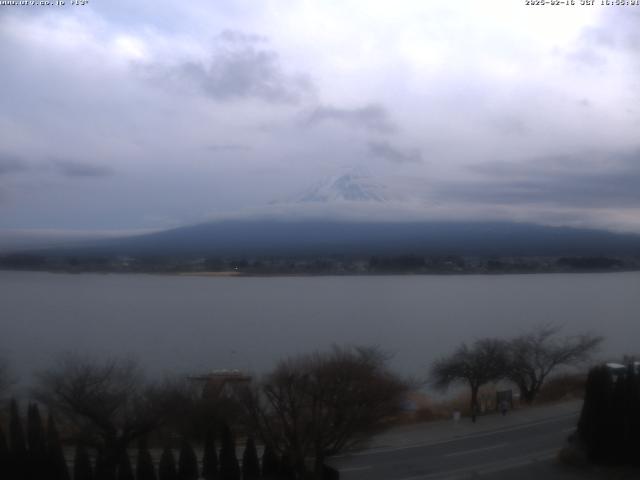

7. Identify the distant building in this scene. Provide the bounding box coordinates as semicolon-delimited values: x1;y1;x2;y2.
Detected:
188;369;252;399
605;362;640;382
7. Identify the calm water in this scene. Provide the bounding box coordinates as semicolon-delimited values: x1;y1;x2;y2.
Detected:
1;271;639;383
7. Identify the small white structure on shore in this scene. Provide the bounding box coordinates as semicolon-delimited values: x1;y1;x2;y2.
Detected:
188;369;252;399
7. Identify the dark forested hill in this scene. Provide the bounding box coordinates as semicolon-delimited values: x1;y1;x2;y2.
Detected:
40;219;640;258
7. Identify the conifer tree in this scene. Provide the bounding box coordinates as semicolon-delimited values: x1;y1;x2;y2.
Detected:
218;424;239;480
630;366;640;466
609;373;627;463
279;453;295;480
201;429;219;480
27;403;47;480
178;439;198;480
117;453;135;480
0;423;9;461
73;444;94;480
46;414;71;480
158;447;178;480
95;449;116;480
27;404;46;457
578;366;614;462
9;399;26;457
136;438;157;480
260;444;280;480
9;399;27;480
621;364;640;464
0;424;10;480
241;437;260;480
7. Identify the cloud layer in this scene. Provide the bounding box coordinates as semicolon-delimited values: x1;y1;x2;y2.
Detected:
151;30;313;104
304;104;396;133
1;2;640;234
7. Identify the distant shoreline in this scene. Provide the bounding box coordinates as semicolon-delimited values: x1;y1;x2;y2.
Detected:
177;270;242;277
2;267;640;277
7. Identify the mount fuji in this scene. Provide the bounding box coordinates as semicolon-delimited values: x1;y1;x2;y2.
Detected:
290;172;393;203
12;173;640;260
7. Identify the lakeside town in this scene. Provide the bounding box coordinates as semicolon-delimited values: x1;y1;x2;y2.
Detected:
2;253;639;276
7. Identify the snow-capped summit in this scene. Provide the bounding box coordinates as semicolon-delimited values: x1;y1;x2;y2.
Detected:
291;172;391;203
262;170;421;220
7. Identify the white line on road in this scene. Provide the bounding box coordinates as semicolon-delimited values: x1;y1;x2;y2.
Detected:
332;413;577;459
397;448;557;480
443;442;508;458
340;465;372;472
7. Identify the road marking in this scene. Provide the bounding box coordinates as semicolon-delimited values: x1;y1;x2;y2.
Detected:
332;413;577;459
443;442;508;458
340;465;372;472
397;448;557;480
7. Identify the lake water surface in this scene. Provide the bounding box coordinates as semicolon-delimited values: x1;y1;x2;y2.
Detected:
2;271;639;383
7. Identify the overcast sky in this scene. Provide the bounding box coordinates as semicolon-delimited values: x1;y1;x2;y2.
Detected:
1;1;640;236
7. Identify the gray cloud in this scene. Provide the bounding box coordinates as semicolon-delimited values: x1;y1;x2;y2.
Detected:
218;29;267;44
490;116;528;136
0;154;29;175
165;31;313;103
442;151;640;209
3;4;640;233
587;10;640;52
367;141;422;164
567;10;640;68
304;104;396;133
206;144;251;152
566;46;607;68
53;160;114;178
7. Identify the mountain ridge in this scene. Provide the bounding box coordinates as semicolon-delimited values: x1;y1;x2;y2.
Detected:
32;218;640;259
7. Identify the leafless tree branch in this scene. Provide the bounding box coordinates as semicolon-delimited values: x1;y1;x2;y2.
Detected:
241;345;408;479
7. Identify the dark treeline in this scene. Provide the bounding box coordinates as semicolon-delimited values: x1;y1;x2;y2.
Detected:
0;346;402;480
0;399;309;480
0;331;610;477
2;401;73;480
577;363;640;465
1;252;637;275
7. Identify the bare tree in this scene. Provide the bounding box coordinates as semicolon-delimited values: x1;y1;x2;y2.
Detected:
430;339;509;422
0;356;15;401
506;325;602;404
33;353;175;476
158;376;244;443
241;346;408;479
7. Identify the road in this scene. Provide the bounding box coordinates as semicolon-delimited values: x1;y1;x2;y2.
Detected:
328;412;580;480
